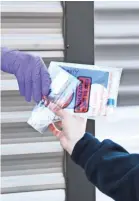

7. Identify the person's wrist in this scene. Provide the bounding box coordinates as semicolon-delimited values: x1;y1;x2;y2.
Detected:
67;134;85;155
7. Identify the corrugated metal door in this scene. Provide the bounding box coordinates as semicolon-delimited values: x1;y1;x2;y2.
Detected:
95;1;139;106
1;1;65;201
95;2;139;201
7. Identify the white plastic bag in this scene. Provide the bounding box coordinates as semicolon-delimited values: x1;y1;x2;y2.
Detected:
49;62;122;116
28;61;122;134
28;66;80;133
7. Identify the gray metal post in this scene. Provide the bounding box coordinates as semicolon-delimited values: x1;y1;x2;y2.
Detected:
64;2;95;201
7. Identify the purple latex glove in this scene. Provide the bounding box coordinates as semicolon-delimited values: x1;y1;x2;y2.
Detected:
1;47;51;102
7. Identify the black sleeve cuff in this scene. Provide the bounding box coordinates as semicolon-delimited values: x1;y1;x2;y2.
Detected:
71;132;101;169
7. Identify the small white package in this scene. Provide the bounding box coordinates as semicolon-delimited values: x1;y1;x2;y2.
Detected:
27;67;80;133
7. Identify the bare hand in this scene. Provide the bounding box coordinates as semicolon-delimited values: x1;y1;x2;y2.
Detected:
49;103;87;155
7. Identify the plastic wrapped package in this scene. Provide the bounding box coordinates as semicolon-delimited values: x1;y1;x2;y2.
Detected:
28;61;122;134
28;66;80;133
49;62;122;116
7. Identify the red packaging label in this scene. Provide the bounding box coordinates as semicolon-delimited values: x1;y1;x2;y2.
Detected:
74;77;91;113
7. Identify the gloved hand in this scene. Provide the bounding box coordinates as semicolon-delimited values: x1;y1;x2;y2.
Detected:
49;103;87;155
1;47;51;102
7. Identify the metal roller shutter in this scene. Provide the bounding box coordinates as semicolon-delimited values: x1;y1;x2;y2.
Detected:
95;1;139;106
1;1;65;201
95;2;139;201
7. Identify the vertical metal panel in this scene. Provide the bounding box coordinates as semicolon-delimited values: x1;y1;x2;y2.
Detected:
95;1;139;106
64;2;95;201
95;2;139;201
1;1;65;200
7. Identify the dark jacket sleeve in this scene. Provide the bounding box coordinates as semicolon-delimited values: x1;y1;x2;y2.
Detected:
71;133;139;201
